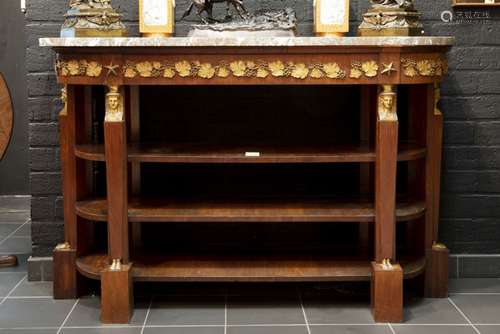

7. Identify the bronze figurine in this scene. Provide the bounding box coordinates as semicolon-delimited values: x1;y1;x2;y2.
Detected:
181;0;249;24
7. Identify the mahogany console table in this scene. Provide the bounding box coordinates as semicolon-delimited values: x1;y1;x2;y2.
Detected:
41;36;453;324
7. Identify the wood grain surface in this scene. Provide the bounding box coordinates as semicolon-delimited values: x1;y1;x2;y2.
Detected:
0;73;13;160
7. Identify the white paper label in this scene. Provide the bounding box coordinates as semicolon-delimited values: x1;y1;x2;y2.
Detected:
320;0;346;25
143;0;168;26
245;152;261;157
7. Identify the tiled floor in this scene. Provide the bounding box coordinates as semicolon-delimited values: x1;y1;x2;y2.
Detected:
1;197;500;333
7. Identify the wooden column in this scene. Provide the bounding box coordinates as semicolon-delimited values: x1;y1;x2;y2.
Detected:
424;83;449;298
102;85;133;323
54;86;92;299
371;84;402;323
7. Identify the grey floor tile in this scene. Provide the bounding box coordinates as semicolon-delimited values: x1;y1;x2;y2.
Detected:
0;224;22;238
0;254;29;273
450;294;500;324
61;328;142;334
0;298;75;328
10;280;52;297
137;282;227;297
477;325;500;334
391;325;477;334
0;213;30;223
147;296;225;326
0;330;57;334
0;237;32;254
449;279;500;293
303;299;374;324
227;295;304;325
11;224;31;237
0;273;25;296
65;296;148;327
227;326;308;334
144;327;224;334
311;325;392;334
403;298;467;324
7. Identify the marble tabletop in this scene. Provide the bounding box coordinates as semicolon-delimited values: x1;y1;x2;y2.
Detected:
39;36;455;48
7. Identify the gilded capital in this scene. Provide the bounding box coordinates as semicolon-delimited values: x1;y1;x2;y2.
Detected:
105;85;123;122
378;85;397;121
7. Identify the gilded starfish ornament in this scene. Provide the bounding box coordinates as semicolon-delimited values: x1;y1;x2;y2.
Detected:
105;63;120;76
381;62;397;76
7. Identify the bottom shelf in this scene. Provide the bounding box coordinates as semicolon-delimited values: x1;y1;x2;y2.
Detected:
76;253;425;282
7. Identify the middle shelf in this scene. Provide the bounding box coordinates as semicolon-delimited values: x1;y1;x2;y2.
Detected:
76;198;425;223
75;142;426;164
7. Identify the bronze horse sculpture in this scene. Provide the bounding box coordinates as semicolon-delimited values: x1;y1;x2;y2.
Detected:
181;0;248;24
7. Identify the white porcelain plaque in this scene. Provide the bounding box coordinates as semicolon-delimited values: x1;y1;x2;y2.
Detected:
320;0;346;25
143;0;168;26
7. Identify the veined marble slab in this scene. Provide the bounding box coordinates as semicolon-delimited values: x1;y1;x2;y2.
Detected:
39;36;454;48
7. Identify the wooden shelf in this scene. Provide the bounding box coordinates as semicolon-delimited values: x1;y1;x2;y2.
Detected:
75;143;426;164
76;198;425;223
76;253;426;282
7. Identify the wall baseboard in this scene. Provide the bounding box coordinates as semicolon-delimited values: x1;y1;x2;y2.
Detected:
26;254;500;282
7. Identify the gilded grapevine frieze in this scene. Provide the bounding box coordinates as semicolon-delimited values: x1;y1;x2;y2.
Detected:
349;61;379;79
122;60;347;80
401;58;448;77
56;60;103;77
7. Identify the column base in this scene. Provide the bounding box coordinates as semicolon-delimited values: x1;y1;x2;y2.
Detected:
371;262;403;323
101;263;134;324
53;248;78;299
425;244;449;298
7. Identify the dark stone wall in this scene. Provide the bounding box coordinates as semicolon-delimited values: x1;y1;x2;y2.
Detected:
26;0;500;256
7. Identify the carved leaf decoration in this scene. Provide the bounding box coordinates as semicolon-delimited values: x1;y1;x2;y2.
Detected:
403;66;417;77
124;67;137;78
291;63;309;79
136;62;153;77
256;68;269;78
217;66;230;78
323;62;343;79
67;60;80;76
175;61;192;77
310;68;324;79
417;60;434;76
163;68;176;78
230;61;247;77
362;61;379;77
86;61;102;77
350;68;363;79
198;63;216;79
268;61;285;77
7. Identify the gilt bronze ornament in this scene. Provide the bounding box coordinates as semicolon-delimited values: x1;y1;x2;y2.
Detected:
61;0;127;37
358;0;423;36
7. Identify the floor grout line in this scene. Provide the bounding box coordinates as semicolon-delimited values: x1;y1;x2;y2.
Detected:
298;291;311;334
448;297;481;334
0;274;26;307
0;220;29;246
56;298;79;334
388;323;396;334
224;293;228;334
140;295;153;334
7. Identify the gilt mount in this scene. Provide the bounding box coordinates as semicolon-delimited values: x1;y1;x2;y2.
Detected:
358;0;424;36
61;0;127;37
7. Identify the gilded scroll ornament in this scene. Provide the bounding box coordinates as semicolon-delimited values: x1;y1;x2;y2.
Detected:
401;58;448;77
105;86;123;122
57;59;102;77
378;84;397;121
55;242;71;250
122;60;347;80
350;61;379;78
